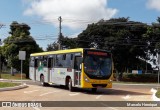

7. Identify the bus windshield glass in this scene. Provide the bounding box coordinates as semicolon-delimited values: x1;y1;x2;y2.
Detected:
84;50;112;79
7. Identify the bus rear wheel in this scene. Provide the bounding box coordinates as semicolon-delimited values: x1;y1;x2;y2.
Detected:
40;75;47;86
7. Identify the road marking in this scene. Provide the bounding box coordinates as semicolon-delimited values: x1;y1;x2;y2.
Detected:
39;92;55;96
69;93;80;96
54;90;62;93
39;90;62;96
24;90;39;94
96;95;102;99
122;94;131;100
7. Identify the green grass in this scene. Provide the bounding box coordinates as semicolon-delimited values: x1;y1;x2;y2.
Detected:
156;89;160;98
0;73;28;80
0;82;19;88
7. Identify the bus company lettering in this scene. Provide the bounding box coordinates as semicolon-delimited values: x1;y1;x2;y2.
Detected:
58;70;65;75
87;51;107;56
60;72;65;75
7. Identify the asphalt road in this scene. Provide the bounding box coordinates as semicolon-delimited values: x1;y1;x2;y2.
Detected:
0;81;160;110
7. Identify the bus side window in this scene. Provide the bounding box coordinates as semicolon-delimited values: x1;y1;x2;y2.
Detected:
65;54;72;68
62;54;66;60
71;54;73;60
43;57;47;67
55;55;63;67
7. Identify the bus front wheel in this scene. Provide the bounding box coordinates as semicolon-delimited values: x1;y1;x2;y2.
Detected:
68;79;73;92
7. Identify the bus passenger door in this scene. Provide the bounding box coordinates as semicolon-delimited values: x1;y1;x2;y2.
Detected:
74;56;82;86
48;58;53;82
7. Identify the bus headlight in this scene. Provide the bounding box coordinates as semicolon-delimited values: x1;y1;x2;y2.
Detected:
84;76;90;82
108;79;112;83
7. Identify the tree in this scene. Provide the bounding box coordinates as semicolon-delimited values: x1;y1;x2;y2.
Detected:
77;18;152;78
3;21;43;78
46;42;59;51
143;18;160;67
46;37;78;51
61;37;78;49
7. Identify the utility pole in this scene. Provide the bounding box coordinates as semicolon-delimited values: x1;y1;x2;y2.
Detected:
58;16;62;50
58;16;62;37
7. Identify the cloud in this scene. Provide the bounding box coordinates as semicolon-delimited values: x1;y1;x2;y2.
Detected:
146;0;160;11
23;0;118;29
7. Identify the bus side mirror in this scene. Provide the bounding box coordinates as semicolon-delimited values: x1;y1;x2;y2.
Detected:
80;64;82;70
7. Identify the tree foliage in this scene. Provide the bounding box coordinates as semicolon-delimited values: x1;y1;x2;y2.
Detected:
75;18;156;77
2;21;42;78
46;36;78;50
46;42;59;51
47;17;160;77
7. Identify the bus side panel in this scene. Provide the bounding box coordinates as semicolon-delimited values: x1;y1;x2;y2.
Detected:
43;67;49;82
52;68;74;85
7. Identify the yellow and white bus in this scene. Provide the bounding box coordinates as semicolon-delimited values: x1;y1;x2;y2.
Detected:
29;48;113;92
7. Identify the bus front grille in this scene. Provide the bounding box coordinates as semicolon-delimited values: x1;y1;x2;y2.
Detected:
92;84;107;88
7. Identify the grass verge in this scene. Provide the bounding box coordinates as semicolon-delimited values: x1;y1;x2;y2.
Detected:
0;73;28;80
0;82;19;88
156;89;160;98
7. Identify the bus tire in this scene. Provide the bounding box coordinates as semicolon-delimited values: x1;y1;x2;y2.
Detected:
91;88;97;92
68;79;73;92
40;75;47;86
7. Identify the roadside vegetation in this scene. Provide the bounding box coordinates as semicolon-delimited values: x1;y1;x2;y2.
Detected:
0;72;26;88
0;82;19;88
113;73;159;83
156;89;160;98
121;73;158;83
0;72;28;80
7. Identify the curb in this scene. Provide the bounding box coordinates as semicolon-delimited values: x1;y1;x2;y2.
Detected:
0;83;28;92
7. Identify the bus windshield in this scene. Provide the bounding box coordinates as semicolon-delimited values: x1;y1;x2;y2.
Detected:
84;51;112;79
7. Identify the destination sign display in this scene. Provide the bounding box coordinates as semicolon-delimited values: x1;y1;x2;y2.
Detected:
86;51;109;56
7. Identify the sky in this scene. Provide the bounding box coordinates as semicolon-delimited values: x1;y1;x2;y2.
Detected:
0;0;160;50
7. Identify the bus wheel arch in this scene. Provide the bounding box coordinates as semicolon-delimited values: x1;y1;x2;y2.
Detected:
65;76;73;92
